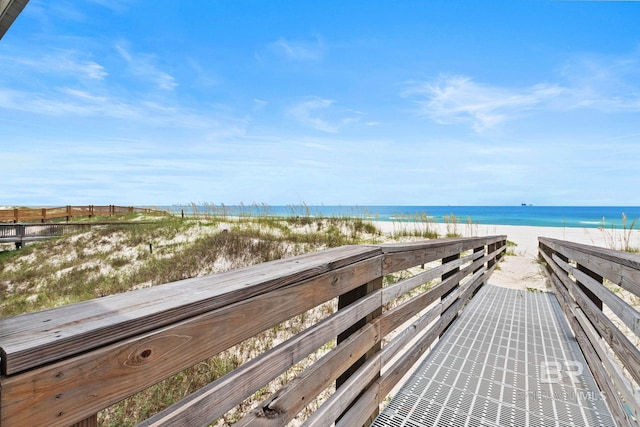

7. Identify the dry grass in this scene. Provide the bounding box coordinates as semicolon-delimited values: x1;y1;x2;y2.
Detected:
598;213;639;253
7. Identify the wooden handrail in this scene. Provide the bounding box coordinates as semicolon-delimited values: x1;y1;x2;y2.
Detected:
0;236;506;427
0;205;167;223
539;237;640;426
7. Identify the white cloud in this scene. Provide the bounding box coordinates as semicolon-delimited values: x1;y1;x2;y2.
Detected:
558;52;640;112
405;75;564;132
408;50;640;133
86;0;131;13
253;99;268;110
266;36;325;61
6;50;107;80
288;98;339;133
115;43;177;91
287;97;363;133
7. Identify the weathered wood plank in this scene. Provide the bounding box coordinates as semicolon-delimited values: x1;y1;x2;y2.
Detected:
553;253;640;339
301;350;382;427
380;236;505;274
234;320;381;426
335;381;379;427
1;245;381;375
140;291;382;427
540;237;640;297
381;256;485;336
0;256;382;427
381;249;480;305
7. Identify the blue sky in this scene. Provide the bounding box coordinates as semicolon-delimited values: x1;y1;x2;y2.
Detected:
1;0;640;206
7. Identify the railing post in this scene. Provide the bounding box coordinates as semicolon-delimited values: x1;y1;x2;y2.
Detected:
336;276;383;423
472;244;486;296
41;208;46;223
487;242;497;269
13;208;18;223
15;224;25;249
576;264;603;311
440;251;461;336
70;414;97;427
66;205;71;222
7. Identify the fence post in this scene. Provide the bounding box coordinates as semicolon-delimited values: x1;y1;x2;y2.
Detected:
576;264;604;311
15;224;25;249
440;251;461;336
336;276;383;423
13;208;19;223
472;244;486;296
66;205;71;222
487;242;497;269
41;208;46;223
70;414;97;427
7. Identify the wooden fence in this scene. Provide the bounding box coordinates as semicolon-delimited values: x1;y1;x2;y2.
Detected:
0;236;505;427
0;205;166;223
539;237;640;426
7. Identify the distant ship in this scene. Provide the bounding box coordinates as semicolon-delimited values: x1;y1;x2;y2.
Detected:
521;203;533;206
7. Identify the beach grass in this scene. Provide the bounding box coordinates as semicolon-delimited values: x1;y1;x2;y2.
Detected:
0;211;392;425
598;213;639;253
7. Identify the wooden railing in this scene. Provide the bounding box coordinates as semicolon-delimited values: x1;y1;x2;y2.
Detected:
0;223;73;248
0;236;505;427
0;205;166;223
539;237;640;427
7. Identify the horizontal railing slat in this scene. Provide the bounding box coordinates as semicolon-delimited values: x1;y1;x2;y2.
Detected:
552;252;640;340
141;289;383;427
380;236;502;274
541;237;640;298
0;245;380;375
381;249;483;305
233;319;382;426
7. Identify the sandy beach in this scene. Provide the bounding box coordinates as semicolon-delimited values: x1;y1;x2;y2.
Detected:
374;221;640;291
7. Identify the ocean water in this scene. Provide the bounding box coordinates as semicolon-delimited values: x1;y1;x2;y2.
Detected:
165;205;640;229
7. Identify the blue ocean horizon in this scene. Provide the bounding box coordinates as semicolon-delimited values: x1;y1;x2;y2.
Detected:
165;205;640;229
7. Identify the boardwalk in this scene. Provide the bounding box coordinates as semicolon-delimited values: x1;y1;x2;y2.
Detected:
2;236;638;426
373;284;615;426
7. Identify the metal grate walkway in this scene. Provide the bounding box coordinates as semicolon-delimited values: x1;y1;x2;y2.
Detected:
373;284;615;427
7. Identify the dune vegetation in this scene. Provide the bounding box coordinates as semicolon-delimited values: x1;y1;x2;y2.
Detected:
1;210;447;426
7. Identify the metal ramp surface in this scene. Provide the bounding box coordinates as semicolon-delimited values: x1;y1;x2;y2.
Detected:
373;284;615;427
